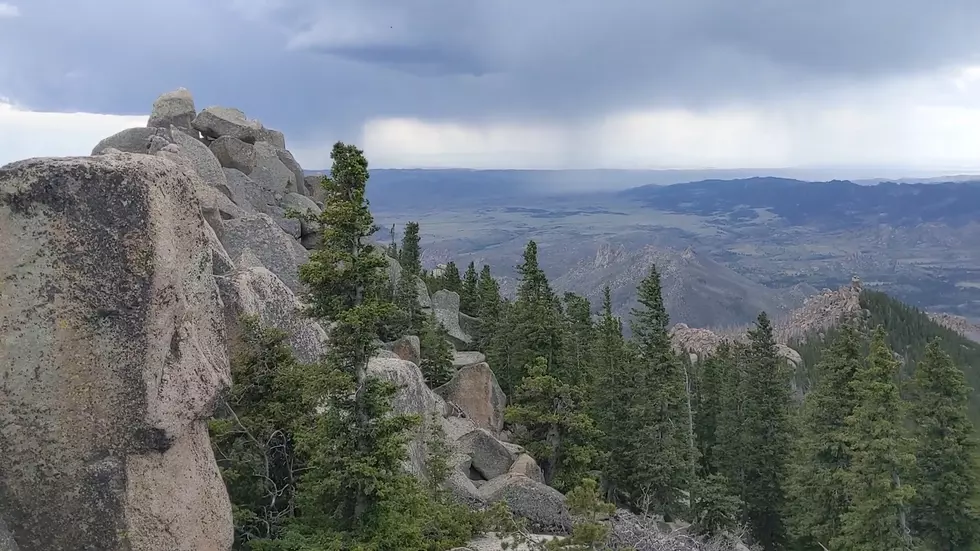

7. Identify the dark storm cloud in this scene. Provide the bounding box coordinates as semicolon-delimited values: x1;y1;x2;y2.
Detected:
2;0;979;142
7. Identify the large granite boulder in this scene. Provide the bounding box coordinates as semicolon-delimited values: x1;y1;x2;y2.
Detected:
219;214;309;294
251;142;297;194
0;154;233;550
147;88;196;134
280;192;321;237
276;149;306;196
218;265;328;365
385;335;421;366
477;474;572;534
210;136;256;174
91;126;173;156
192;106;262;144
169;128;229;193
452;351;486;368
432;290;473;348
509;454;545;484
435;362;506;433
457;429;516;480
367;357;449;477
304;174;326;204
257;127;286;150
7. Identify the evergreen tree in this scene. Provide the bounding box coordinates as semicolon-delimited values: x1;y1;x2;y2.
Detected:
833;326;916;551
209;316;308;546
295;141;406;529
909;339;980;551
561;292;595;388
460;261;479;316
551;478;617;549
213;144;480;550
692;474;744;537
739;312;792;551
711;342;749;496
398;221;422;275
591;286;632;503
393;269;425;336
786;323;863;549
386;223;398;258
475;264;502;352
441;261;462;294
505;356;601;491
626;264;693;520
491;241;564;395
694;347;730;477
419;312;456;388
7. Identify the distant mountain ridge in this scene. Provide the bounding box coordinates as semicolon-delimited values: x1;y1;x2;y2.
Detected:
619;176;980;228
307;168;980;215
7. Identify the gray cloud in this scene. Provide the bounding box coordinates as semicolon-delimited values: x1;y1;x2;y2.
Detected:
3;0;980;144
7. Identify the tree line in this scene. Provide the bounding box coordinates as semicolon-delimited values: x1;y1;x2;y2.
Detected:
210;142;980;550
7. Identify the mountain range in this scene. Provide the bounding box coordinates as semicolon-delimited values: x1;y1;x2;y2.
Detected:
355;170;980;327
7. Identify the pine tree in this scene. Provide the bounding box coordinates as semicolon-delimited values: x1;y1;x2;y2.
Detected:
909;339;980;551
712;342;749;495
441;261;462;293
626;264;693;520
475;264;502;352
505;356;600;491
386;223;398;258
561;292;595;388
393;269;425;336
295;141;406;529
592;286;632;503
209;316;308;546
833;326;916;551
292;144;483;548
398;221;422;275
787;322;863;549
550;478;617;549
692;473;744;537
419;312;456;388
460;261;479;316
694;347;730;477
491;241;564;395
739;312;793;551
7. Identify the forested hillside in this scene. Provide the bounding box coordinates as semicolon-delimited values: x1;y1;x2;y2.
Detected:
212;143;980;551
792;290;980;422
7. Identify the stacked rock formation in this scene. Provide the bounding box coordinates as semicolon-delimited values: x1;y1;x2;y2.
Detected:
0;88;567;549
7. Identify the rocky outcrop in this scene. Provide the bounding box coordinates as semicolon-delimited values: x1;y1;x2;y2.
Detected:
3;87;569;548
670;323;725;359
458;429;517;480
433;290;474;348
477;474;572;533
386;335;422;366
435;362;507;433
147;88;196;133
0;154;233;550
192;106;263;144
365;354;570;533
775;277;863;342
453;350;486;367
929;312;980;343
509;454;545;484
219;214;309;294
218;265;328;365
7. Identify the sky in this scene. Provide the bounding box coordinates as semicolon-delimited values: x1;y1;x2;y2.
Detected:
3;0;980;172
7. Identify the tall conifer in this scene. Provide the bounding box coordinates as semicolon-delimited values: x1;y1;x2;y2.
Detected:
909;339;980;551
